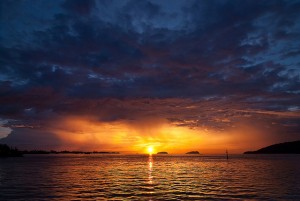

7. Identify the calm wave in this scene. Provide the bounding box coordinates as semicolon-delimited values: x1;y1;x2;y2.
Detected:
1;154;300;200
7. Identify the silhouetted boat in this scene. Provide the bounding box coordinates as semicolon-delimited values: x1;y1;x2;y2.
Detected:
226;149;229;160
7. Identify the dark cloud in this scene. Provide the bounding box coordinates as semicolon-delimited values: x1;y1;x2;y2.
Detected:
0;129;63;150
0;0;299;150
62;0;95;16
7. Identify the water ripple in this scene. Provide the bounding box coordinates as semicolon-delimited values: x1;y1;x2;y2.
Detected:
1;154;300;200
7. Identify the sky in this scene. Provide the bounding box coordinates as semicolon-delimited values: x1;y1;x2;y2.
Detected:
0;0;300;154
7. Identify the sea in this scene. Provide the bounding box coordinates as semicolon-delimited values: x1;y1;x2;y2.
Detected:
1;154;300;200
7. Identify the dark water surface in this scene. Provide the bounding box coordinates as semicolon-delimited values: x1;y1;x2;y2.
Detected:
1;154;300;200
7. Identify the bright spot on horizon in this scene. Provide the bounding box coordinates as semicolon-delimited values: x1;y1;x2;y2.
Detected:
147;146;154;155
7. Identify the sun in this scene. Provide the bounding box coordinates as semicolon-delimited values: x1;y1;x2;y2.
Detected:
147;146;154;155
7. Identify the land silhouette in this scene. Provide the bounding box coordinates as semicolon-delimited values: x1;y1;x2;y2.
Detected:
157;152;168;154
244;140;300;154
0;144;23;157
0;144;119;156
186;151;200;154
21;150;120;154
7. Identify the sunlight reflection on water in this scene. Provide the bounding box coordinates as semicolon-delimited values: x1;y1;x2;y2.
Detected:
0;154;300;200
148;155;153;185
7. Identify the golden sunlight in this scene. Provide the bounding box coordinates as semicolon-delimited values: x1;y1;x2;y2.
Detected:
147;146;154;155
51;115;267;154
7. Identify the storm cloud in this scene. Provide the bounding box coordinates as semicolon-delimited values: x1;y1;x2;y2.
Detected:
1;0;299;152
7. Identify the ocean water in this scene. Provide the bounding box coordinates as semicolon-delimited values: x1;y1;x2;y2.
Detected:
1;154;300;200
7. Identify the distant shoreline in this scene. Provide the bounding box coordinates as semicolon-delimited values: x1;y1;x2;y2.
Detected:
21;150;120;155
0;144;23;157
244;140;300;154
0;144;120;156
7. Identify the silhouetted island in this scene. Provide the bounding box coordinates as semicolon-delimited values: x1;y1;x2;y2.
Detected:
244;140;300;154
0;144;23;157
186;151;200;154
157;152;168;154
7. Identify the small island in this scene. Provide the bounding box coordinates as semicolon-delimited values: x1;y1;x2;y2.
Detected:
157;152;168;154
186;151;200;154
244;140;300;154
0;144;23;157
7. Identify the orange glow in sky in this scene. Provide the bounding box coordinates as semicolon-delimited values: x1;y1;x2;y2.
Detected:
47;115;278;154
1;1;300;157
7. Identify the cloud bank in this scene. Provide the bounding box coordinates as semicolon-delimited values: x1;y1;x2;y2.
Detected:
0;0;299;152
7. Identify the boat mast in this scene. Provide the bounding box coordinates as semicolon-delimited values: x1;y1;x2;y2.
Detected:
226;149;229;160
